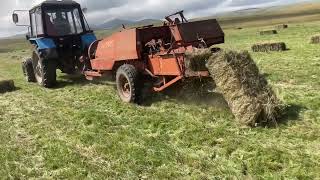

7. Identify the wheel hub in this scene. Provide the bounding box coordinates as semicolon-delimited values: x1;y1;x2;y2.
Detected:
119;75;131;98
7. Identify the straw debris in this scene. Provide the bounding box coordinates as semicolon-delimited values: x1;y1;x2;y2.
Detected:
259;30;277;35
252;42;287;52
206;50;283;126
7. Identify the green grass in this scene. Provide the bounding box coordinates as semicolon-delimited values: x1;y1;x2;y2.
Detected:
0;20;320;179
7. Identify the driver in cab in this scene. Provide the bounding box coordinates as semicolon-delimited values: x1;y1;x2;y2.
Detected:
53;12;71;35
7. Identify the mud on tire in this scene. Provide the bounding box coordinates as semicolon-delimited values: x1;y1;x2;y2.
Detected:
32;51;57;88
22;58;36;82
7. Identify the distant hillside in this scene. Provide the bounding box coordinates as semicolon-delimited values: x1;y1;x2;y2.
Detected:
95;18;163;30
211;2;320;28
95;19;133;29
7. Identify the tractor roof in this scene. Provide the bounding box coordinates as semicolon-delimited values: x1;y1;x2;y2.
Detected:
32;0;81;10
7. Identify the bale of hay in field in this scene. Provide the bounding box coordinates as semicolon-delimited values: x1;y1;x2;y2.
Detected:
206;50;283;126
0;79;15;93
259;30;277;35
252;42;287;52
185;48;212;71
276;24;288;29
310;35;320;44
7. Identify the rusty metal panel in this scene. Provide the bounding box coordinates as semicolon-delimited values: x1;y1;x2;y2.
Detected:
148;55;181;76
177;19;225;46
90;58;115;70
93;29;139;70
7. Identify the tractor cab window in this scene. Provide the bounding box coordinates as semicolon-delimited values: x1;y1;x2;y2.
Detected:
45;8;84;36
30;8;44;37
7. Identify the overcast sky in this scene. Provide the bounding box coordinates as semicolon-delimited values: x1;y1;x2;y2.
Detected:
0;0;313;37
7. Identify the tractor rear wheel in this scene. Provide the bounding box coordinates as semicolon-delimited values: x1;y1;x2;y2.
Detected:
116;64;140;103
22;58;36;82
32;51;57;88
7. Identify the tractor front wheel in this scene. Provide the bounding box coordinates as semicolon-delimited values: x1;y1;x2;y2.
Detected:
116;64;140;103
32;51;57;88
22;58;36;82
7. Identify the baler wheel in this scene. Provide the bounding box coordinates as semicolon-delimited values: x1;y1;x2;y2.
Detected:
22;58;36;82
116;64;140;103
32;51;57;88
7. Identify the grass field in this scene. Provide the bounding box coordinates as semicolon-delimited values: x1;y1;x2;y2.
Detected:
1;8;320;180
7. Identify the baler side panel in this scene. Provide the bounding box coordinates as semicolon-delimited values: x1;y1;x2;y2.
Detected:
148;55;181;76
91;29;139;71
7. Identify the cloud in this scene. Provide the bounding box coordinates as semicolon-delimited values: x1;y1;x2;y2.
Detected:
0;0;312;37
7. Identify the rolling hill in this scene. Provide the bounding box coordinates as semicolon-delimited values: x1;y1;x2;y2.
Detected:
94;18;163;30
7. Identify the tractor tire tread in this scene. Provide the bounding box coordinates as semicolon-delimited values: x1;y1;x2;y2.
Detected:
42;60;57;88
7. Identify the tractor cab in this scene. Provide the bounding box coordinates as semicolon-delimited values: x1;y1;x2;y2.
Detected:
13;0;92;39
12;0;97;88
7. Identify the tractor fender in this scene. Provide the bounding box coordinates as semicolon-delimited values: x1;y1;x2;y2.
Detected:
29;38;58;59
81;33;97;50
30;38;56;50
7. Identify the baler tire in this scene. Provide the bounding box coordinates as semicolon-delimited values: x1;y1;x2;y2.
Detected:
116;64;141;103
22;58;36;82
32;51;57;88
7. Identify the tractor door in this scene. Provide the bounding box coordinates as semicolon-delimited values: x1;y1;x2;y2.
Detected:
29;7;44;38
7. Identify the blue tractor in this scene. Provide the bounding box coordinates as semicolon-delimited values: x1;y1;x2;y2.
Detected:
12;0;97;88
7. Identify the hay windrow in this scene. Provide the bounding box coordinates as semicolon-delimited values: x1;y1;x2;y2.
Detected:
310;35;320;44
0;79;15;93
259;30;278;35
206;50;283;126
252;42;287;52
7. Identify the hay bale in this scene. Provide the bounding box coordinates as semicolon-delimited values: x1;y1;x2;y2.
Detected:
276;24;288;29
310;35;320;44
185;48;212;71
252;42;287;52
206;50;283;126
0;79;15;93
259;30;277;35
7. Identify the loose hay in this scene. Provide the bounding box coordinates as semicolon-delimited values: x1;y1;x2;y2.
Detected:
276;24;288;29
0;79;15;93
185;48;213;71
206;50;283;126
259;30;277;35
252;42;287;52
310;35;320;44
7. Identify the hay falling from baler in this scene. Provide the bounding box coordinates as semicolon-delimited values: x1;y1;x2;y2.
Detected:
0;79;15;93
206;50;283;126
310;35;320;44
185;48;213;71
252;42;287;52
259;30;278;35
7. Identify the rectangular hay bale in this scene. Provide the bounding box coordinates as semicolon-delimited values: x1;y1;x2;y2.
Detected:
276;24;288;29
310;35;320;44
206;50;283;126
0;80;15;93
259;30;277;35
252;42;287;52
